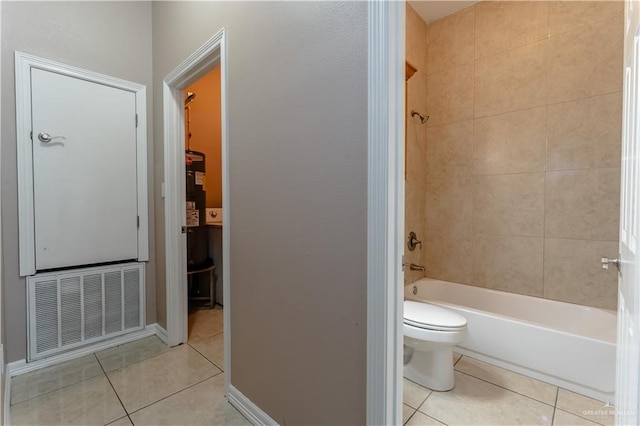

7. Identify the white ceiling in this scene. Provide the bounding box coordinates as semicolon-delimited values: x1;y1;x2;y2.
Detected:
408;1;477;23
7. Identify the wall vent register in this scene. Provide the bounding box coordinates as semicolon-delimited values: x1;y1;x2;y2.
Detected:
27;262;145;361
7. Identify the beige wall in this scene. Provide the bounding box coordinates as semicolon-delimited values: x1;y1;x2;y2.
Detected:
421;1;623;310
405;4;428;284
0;1;154;362
185;67;223;208
153;2;367;423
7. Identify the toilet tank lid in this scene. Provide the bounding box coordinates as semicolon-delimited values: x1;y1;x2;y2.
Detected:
404;300;467;329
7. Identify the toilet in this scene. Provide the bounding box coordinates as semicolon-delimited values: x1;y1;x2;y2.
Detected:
403;300;468;391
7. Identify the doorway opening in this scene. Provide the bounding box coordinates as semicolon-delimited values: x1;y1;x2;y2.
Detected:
163;28;230;393
183;67;224;346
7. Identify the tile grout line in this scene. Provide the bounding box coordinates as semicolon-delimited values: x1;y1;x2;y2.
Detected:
454;369;557;408
187;339;224;372
97;335;173;374
403;405;417;426
126;371;222;417
550;387;559;426
9;356;106;407
95;353;135;425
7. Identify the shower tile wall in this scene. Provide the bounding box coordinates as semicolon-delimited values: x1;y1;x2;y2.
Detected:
420;1;623;310
405;4;428;284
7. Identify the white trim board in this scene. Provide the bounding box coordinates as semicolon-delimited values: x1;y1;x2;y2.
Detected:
14;52;149;276
7;324;164;377
228;385;278;426
367;1;405;424
162;28;231;395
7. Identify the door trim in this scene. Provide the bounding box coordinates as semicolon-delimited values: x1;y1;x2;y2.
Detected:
367;2;404;424
162;28;229;391
14;52;149;276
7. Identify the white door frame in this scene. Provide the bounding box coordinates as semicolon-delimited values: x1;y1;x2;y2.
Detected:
163;28;230;390
367;1;404;424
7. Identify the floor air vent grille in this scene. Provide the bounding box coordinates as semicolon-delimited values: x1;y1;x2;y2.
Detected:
28;262;145;361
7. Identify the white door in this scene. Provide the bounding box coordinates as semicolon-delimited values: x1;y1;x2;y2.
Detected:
31;68;139;270
616;2;640;424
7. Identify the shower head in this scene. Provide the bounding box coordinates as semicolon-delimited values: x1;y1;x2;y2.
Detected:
185;91;197;106
410;110;429;124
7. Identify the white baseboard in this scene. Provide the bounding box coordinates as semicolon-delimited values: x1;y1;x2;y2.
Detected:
228;385;278;425
2;344;9;426
150;323;168;344
8;323;165;377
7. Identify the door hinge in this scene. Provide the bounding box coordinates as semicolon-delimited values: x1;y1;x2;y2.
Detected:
181;226;187;234
137;215;140;228
135;114;139;127
30;131;33;140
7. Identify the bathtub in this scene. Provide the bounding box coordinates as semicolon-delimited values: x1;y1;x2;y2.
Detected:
405;278;617;402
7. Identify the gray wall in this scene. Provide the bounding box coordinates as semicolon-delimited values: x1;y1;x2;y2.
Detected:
152;2;367;423
1;1;155;362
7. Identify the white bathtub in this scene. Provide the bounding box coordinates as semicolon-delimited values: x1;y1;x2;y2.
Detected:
405;278;617;402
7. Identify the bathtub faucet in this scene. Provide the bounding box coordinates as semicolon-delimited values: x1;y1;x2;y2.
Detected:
403;261;425;272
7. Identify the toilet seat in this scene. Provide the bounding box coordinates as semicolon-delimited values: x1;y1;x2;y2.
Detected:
404;300;467;332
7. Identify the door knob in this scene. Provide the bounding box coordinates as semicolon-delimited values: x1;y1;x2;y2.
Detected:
38;133;66;143
601;257;621;271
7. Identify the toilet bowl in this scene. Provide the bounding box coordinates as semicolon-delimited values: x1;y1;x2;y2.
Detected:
403;300;468;391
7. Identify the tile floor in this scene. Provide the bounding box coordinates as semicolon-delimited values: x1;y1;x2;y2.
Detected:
9;307;249;426
9;313;615;425
403;353;615;426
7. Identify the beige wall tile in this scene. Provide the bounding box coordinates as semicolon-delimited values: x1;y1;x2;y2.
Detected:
475;1;549;59
472;234;544;296
475;40;548;118
544;238;618;310
427;6;474;75
406;72;428;284
548;14;623;105
474;107;546;175
425;175;473;239
424;232;473;284
473;173;545;237
545;168;620;241
549;1;623;37
407;4;428;73
547;92;622;171
426;120;473;178
427;64;474;127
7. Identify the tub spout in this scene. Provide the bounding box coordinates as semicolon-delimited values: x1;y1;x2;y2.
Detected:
409;263;425;272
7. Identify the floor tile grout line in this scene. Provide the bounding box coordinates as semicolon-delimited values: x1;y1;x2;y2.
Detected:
550;388;559;426
97;336;173;375
126;371;223;417
404;406;417;425
454;369;557;408
9;356;106;407
95;353;135;425
554;388;609;426
554;407;608;426
187;340;224;372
